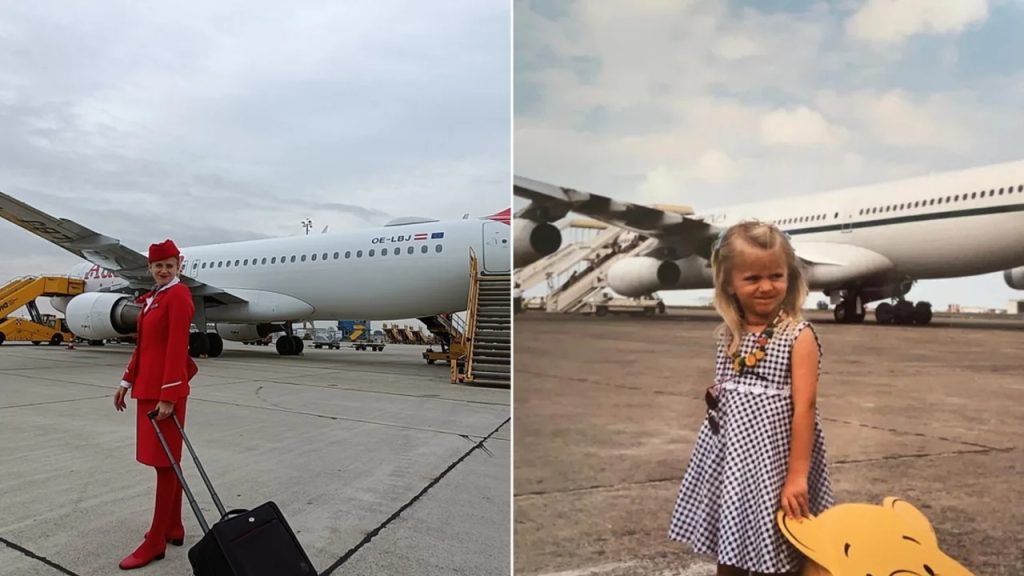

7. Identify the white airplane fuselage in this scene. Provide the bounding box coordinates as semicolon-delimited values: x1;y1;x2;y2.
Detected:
66;218;510;322
697;160;1024;284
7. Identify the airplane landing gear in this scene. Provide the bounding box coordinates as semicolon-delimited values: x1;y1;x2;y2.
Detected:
189;332;224;357
275;335;304;356
206;332;224;357
189;332;209;357
833;296;865;324
875;300;932;326
276;322;304;356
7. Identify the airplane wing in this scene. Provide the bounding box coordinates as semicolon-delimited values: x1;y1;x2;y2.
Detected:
514;175;721;257
0;190;245;304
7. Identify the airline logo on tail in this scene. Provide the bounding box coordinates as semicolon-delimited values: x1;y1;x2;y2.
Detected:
485;208;510;225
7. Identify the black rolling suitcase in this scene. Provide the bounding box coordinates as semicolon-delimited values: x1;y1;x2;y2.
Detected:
148;411;317;576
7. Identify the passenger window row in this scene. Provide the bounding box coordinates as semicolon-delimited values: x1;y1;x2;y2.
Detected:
859;184;1024;216
772;183;1024;226
198;243;444;270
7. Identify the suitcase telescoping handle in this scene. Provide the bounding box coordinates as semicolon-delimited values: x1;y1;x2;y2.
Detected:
148;411;229;534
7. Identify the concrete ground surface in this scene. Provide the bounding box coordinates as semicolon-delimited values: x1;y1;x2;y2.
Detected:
0;341;510;576
514;310;1024;575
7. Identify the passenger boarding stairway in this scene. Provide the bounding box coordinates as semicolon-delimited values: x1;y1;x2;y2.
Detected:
515;225;625;293
0;276;85;345
452;251;510;387
541;234;652;313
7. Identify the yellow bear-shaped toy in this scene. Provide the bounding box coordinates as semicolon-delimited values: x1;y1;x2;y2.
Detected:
776;497;974;576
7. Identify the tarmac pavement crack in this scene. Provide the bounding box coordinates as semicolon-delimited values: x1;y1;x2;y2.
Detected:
258;378;509;406
0;536;82;576
516;446;1015;498
317;417;510;576
192;397;501;439
820;416;1010;451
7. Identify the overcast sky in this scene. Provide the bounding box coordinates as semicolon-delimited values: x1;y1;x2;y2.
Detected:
1;1;510;287
515;0;1024;310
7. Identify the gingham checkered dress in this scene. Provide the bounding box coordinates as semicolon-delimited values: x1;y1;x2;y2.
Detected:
668;320;834;573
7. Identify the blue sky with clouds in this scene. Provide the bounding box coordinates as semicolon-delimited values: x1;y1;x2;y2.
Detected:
1;0;509;287
514;0;1024;310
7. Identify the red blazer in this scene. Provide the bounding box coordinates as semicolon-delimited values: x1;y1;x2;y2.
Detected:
122;282;196;402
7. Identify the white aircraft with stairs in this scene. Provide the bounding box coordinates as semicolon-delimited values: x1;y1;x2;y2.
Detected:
515;159;1024;325
0;190;510;357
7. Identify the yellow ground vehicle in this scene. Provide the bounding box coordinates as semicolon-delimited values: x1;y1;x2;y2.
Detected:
0;314;75;346
0;275;84;346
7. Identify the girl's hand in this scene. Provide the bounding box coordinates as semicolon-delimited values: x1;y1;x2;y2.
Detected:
114;387;128;412
780;473;810;520
154;400;175;420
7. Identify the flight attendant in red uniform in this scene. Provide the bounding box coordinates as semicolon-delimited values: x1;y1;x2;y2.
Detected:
113;239;196;570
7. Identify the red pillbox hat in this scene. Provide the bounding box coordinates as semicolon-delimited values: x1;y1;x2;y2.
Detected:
148;239;180;263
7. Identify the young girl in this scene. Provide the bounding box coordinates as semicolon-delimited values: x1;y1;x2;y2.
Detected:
668;221;834;575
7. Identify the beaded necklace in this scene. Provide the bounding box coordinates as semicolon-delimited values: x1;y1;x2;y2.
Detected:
731;310;785;375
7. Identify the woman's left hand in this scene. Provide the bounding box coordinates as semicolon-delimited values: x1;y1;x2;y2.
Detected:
154;400;175;420
780;473;810;520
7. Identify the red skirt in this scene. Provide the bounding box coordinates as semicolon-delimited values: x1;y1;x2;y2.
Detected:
135;398;187;467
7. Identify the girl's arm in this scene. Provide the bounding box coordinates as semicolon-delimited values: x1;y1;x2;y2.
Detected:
781;326;819;519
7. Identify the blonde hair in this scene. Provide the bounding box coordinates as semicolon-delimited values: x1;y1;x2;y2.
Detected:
711;221;807;355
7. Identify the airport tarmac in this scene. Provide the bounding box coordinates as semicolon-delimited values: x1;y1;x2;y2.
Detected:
514;310;1024;575
0;340;510;576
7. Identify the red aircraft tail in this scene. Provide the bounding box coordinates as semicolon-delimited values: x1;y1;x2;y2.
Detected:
484;208;510;225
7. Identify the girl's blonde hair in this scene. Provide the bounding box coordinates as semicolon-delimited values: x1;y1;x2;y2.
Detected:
711;221;807;355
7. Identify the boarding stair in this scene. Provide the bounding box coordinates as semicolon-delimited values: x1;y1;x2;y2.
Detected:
451;250;510;387
515;224;625;293
0;275;84;345
540;234;653;313
383;323;404;344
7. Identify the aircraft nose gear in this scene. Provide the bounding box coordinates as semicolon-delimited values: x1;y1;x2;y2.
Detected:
833;297;866;324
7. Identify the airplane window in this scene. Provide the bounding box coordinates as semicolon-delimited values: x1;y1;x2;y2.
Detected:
227;261;233;268
999;188;1005;195
407;246;414;255
435;244;443;253
944;196;950;203
311;253;317;261
356;250;363;258
989;189;995;197
930;199;936;205
261;258;267;265
953;195;958;202
369;249;375;257
271;257;277;264
382;248;389;256
300;255;307;262
243;259;249;266
1018;185;1023;193
345;251;351;259
333;252;339;259
421;245;428;254
290;255;296;263
323;253;328;260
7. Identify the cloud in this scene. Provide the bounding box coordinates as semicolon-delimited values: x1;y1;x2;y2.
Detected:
846;0;989;46
760;107;844;146
0;1;509;283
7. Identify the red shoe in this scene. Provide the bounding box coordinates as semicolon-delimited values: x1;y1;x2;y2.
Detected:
145;526;185;546
118;542;166;570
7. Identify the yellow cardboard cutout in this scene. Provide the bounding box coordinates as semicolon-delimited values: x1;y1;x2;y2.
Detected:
776;497;974;576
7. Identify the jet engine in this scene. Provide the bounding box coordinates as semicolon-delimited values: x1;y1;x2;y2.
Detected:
607;257;681;297
64;293;141;340
215;323;282;342
514;219;561;268
1004;266;1024;290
